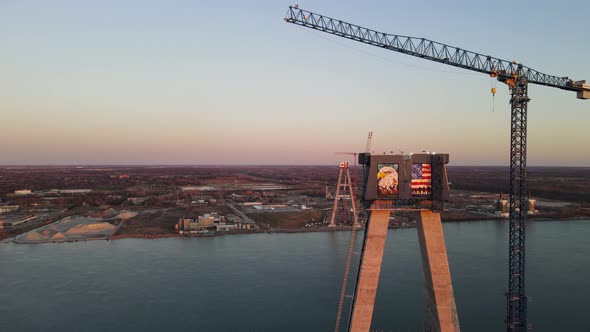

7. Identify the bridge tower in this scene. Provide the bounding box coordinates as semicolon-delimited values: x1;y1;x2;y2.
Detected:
345;153;459;332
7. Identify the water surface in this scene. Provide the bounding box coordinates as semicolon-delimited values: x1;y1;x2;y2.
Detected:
1;219;589;331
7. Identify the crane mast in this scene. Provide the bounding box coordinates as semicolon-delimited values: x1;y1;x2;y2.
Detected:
285;6;589;332
365;131;373;154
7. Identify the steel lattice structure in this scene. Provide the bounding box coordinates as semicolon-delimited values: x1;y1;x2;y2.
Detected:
507;74;530;330
285;6;588;332
285;7;588;93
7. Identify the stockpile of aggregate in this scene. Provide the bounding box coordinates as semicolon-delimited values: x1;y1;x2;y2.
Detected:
19;232;48;243
15;212;127;244
115;211;138;220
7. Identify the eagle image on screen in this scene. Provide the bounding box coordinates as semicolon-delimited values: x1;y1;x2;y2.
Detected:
377;163;399;197
411;163;432;197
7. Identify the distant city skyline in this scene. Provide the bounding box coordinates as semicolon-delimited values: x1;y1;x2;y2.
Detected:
1;0;589;166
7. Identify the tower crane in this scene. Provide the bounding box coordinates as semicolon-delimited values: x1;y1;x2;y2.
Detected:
335;131;374;209
335;152;359;197
365;131;373;155
285;7;589;332
333;131;373;332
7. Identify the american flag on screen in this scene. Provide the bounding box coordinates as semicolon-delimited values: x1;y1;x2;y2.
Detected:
411;163;432;196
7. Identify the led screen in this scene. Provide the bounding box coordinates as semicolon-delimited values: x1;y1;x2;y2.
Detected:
377;163;399;198
411;163;432;197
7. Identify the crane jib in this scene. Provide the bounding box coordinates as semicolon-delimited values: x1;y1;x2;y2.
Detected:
285;6;588;98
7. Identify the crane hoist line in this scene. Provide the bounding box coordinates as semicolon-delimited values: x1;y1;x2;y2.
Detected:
284;6;588;332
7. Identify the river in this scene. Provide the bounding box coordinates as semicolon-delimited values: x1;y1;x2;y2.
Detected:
1;219;589;331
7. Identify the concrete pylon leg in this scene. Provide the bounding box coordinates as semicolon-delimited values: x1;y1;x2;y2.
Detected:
416;210;460;332
349;209;391;332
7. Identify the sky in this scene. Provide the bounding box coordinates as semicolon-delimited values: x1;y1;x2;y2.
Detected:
1;0;589;166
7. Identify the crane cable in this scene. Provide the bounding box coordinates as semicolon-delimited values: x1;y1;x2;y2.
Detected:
491;78;497;112
334;225;358;332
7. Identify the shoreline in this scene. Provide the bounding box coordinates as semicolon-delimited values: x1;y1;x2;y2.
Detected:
92;215;590;240
5;216;588;244
93;216;590;240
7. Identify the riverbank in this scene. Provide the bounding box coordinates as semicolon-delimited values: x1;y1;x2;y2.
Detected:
6;213;589;244
89;216;590;241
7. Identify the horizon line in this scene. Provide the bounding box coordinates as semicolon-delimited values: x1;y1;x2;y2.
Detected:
1;164;589;168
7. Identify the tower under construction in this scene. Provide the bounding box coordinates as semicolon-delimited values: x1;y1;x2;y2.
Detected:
328;162;360;227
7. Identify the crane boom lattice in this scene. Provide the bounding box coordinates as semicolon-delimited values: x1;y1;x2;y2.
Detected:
284;7;590;96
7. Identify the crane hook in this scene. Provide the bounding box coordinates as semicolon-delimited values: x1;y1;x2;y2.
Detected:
491;79;497;112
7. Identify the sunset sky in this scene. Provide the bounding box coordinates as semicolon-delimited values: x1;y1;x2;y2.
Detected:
1;0;588;166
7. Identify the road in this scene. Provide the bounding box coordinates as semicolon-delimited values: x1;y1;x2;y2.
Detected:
226;203;260;229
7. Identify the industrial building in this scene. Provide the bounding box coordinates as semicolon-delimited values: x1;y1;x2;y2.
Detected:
0;214;36;229
0;205;19;213
234;222;252;230
496;198;509;218
176;213;230;234
495;197;537;217
215;224;235;231
14;189;32;196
